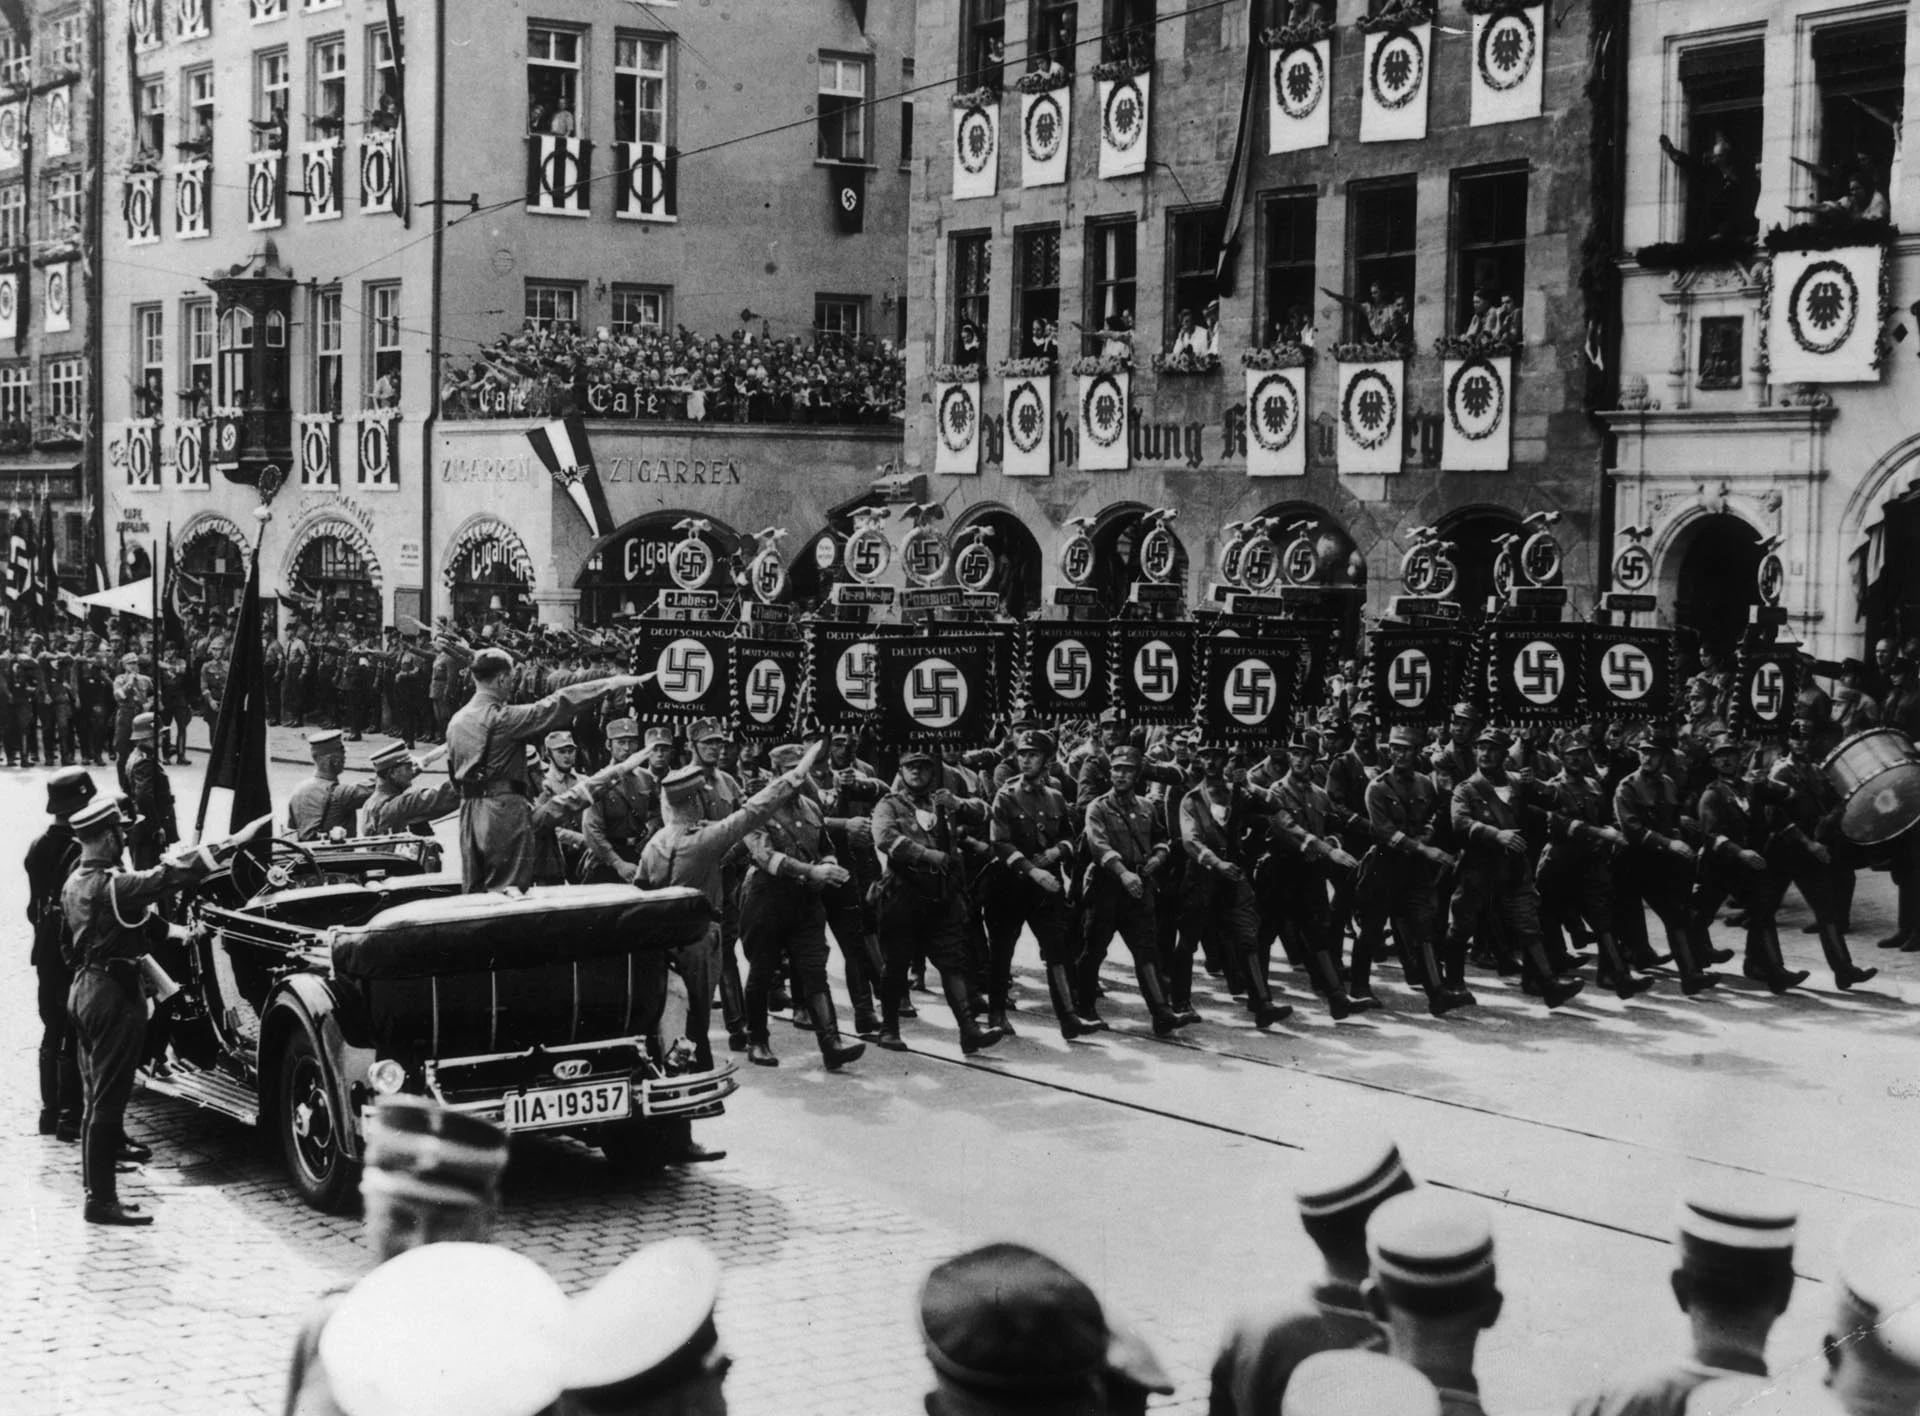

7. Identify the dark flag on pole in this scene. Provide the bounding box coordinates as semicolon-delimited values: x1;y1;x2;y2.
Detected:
195;549;272;838
161;526;185;652
6;510;35;612
829;165;866;234
35;495;55;631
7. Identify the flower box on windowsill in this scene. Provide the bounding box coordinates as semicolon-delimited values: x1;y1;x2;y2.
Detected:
1332;339;1412;363
949;86;1000;110
1633;237;1758;272
1260;18;1335;47
31;70;81;96
933;362;983;383
1459;0;1542;13
1242;343;1315;370
1432;332;1522;359
1354;1;1435;33
1015;68;1073;94
1069;352;1133;376
1151;350;1220;375
31;241;80;268
34;429;82;450
996;356;1056;377
1090;56;1152;83
1763;219;1899;254
0;422;32;452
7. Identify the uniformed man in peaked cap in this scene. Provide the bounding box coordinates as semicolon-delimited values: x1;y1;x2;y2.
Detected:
287;729;376;841
360;743;460;837
561;1237;733;1416
1364;1190;1504;1416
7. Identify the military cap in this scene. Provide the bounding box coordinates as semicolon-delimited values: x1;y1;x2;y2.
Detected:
1559;728;1594;754
1173;728;1201;748
1283;1352;1442;1416
320;1243;568;1416
1098;708;1125;726
46;767;96;818
1474;725;1513;749
544;730;576;751
1707;732;1748;757
1450;701;1482;723
1295;1134;1414;1222
132;711;157;735
644;725;675;749
1787;718;1816;742
564;1238;725;1400
898;746;938;767
1015;729;1058;756
661;763;709;804
1675;1182;1796;1286
689;717;729;744
1196;740;1233;757
70;796;124;836
360;1095;509;1208
1366;1191;1498;1310
1387;725;1423;749
121;652;140;667
1105;1314;1176;1401
470;646;515;678
1109;745;1145;768
1637;728;1678;751
307;728;345;752
1349;703;1376;723
768;742;805;772
1287;732;1320;757
829;727;855;744
604;718;640;741
369;742;414;774
918;1242;1107;1397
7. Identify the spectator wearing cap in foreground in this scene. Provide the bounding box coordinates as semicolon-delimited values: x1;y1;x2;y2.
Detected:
560;1237;733;1416
445;648;650;892
1210;1135;1416;1416
1285;1351;1443;1416
1568;1183;1799;1416
1363;1190;1504;1416
1818;1214;1920;1416
282;1095;510;1416
918;1241;1113;1416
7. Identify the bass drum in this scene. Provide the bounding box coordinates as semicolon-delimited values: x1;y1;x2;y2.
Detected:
1823;727;1920;846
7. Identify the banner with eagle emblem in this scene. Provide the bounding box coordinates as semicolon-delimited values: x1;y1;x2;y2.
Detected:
1245;365;1307;477
1023;622;1108;720
952;101;999;200
1020;88;1070;187
1336;359;1404;474
934;377;982;475
1469;5;1545;126
1097;71;1151;178
1077;369;1130;471
1440;355;1511;472
1268;39;1331;154
1002;374;1052;478
1767;244;1886;385
1360;23;1430;143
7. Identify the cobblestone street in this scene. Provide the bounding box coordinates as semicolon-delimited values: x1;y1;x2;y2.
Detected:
5;735;1920;1415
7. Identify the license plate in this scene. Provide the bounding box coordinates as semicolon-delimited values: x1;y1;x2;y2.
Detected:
503;1079;631;1131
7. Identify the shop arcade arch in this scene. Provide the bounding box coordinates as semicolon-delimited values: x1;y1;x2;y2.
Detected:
1845;435;1920;653
949;502;1043;618
282;515;383;629
574;511;741;624
1651;504;1764;664
1090;502;1190;614
174;513;251;619
1251;501;1364;653
443;514;537;628
1433;504;1526;615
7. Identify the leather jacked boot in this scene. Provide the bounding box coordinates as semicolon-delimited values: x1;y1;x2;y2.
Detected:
807;993;865;1070
1046;964;1099;1040
1135;964;1181;1037
876;990;907;1051
1818;923;1876;990
745;993;777;1066
1311;951;1353;1020
37;1048;60;1135
1241;951;1293;1028
1594;932;1654;999
1752;920;1809;994
943;974;1004;1054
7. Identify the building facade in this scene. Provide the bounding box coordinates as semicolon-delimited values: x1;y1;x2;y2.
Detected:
0;3;98;611
101;0;911;632
1605;0;1919;665
904;0;1614;628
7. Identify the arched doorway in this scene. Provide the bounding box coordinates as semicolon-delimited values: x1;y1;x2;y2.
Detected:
292;536;381;629
1435;506;1524;615
443;516;536;629
951;503;1043;618
1666;513;1761;664
1092;503;1189;614
177;521;248;616
575;512;741;625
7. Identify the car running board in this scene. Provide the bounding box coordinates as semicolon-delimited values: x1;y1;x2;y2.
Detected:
140;1060;259;1126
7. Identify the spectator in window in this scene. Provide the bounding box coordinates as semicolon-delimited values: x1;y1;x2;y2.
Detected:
1493;291;1521;343
1204;298;1222;356
1026;317;1057;361
369;94;399;132
1273;305;1315;349
1460;289;1495;340
1323;282;1409;344
1170;308;1207;358
1790;171;1890;228
958;320;983;361
1659;130;1761;243
547;98;576;137
372;371;398;407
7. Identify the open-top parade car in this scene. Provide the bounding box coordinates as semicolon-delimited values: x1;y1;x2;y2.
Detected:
143;832;737;1211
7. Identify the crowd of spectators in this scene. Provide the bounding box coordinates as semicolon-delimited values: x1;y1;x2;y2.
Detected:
439;320;908;425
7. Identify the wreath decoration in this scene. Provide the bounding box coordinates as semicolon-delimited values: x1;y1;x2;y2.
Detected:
938;383;978;453
1007;380;1048;454
1081;372;1127;448
956;105;997;174
1785;258;1859;356
1273;43;1328;121
1445;357;1505;441
1340;366;1398;450
1103;78;1146;152
1023;90;1065;163
1249;372;1302;452
1475;8;1536;93
1368;27;1426;111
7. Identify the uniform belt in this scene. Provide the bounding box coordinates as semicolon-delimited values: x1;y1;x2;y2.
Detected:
81;959;139;977
460;780;528;800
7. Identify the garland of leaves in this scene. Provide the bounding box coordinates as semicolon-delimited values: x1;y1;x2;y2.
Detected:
1632;237;1757;272
932;363;982;383
1332;339;1411;363
1260;18;1335;46
1091;56;1153;82
997;356;1055;378
1241;343;1315;370
1150;350;1221;375
1015;68;1073;94
1354;1;1434;34
1762;219;1898;254
1070;352;1134;376
1460;0;1543;12
1432;332;1522;359
949;86;999;110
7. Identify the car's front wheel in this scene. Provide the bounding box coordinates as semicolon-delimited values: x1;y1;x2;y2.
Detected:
277;1028;357;1212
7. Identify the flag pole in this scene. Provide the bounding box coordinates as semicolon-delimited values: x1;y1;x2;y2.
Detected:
152;532;164;768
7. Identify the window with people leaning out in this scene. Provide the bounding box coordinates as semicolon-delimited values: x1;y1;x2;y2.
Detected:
1452;168;1526;344
1014;226;1062;361
950;230;991;364
1262;188;1317;350
1787;19;1904;234
1661;40;1762;245
958;0;1005;91
1337;178;1415;346
1102;0;1155;65
1029;0;1077;76
1164;208;1224;361
1082;217;1137;358
527;25;582;138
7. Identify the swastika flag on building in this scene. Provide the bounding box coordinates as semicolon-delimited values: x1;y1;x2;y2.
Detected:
1201;636;1304;745
1023;622;1109;721
628;621;731;721
878;632;1008;746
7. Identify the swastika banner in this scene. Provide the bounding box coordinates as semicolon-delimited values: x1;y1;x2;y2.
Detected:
1733;642;1802;736
729;640;804;742
628;621;731;721
1202;636;1304;745
1582;625;1677;724
878;633;1009;746
1483;626;1587;725
1023;622;1109;720
1368;627;1470;726
805;622;900;729
1110;622;1198;726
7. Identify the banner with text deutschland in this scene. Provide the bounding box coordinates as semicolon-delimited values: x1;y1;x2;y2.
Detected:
627;621;731;721
1202;636;1303;744
1368;626;1471;726
1023;622;1109;720
1481;625;1587;725
879;633;1008;746
806;621;897;729
1581;625;1677;724
728;639;804;742
1110;621;1198;726
1732;642;1802;736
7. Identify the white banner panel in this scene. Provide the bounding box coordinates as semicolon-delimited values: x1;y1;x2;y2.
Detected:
1768;245;1885;384
1020;89;1070;188
952;103;999;200
1268;41;1331;154
1246;367;1308;477
1360;24;1430;143
1078;370;1131;471
1002;375;1052;478
1097;72;1150;178
1336;359;1405;474
44;263;71;333
1470;9;1545;127
1441;355;1513;471
933;380;982;475
0;273;16;340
